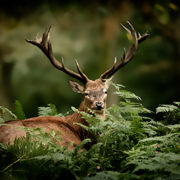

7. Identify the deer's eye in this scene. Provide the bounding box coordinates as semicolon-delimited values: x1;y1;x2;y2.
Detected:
84;92;89;96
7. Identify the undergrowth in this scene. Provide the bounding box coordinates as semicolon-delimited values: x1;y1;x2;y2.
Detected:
0;83;179;180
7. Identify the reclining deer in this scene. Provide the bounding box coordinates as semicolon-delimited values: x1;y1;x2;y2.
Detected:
0;22;149;149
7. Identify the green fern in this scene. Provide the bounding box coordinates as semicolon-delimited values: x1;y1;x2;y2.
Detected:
38;104;64;117
13;100;26;120
0;106;17;122
156;102;180;124
156;104;178;113
0;84;180;180
83;171;140;180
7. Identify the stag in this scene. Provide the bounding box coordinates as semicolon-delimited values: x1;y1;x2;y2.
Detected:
0;22;149;149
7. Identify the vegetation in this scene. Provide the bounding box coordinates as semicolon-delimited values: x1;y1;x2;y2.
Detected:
0;0;179;116
0;83;179;180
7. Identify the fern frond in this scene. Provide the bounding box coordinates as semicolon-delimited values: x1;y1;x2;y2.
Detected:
0;106;17;122
38;104;63;117
156;104;178;114
14;100;26;120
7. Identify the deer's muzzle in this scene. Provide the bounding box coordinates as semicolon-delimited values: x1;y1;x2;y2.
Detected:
95;102;104;110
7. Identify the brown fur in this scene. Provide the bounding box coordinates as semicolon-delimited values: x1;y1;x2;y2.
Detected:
0;80;108;149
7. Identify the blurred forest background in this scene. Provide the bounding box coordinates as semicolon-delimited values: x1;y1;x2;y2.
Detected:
0;0;179;118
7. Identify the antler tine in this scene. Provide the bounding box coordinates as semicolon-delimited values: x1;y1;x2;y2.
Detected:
137;32;150;43
42;25;51;46
75;59;89;83
100;57;117;80
26;27;87;84
100;22;150;80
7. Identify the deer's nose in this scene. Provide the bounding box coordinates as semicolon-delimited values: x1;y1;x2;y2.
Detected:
96;102;104;110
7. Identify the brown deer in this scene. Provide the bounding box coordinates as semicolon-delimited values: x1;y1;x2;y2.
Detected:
0;22;149;149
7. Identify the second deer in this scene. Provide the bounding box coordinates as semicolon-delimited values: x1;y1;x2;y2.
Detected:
0;22;149;149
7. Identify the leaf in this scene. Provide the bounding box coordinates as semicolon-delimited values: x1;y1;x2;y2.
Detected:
38;104;63;117
173;102;180;106
83;171;139;180
13;100;26;120
73;138;91;155
0;117;5;123
156;104;178;114
114;90;141;101
83;171;119;180
167;124;180;130
0;106;17;121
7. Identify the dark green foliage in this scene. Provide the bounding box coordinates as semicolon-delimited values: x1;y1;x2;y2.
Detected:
84;171;140;180
0;84;179;180
14;100;26;120
156;102;180;124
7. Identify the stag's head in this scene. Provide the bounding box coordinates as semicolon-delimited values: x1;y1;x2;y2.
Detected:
26;21;149;117
69;78;109;115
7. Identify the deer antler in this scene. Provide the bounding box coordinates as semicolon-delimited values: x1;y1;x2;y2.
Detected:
26;26;88;84
100;21;150;80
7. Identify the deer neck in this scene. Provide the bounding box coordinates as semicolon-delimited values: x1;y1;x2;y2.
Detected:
66;98;105;134
65;99;105;141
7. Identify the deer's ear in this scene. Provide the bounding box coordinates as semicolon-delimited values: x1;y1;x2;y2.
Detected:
68;80;84;94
